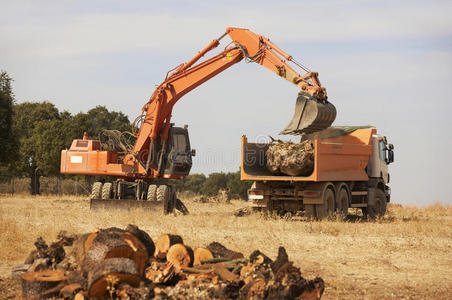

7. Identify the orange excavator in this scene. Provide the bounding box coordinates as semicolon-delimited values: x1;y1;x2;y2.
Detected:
60;27;336;213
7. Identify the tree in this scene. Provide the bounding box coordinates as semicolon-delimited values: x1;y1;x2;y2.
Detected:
226;170;252;199
12;102;61;194
0;71;16;166
200;172;228;196
11;102;131;194
71;106;131;140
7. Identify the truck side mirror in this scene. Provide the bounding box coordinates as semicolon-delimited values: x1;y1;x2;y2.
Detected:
387;149;394;164
191;149;196;157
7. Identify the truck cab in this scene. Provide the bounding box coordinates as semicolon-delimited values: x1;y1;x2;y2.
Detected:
367;134;394;184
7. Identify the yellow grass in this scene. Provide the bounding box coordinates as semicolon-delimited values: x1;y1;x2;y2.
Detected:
0;194;451;299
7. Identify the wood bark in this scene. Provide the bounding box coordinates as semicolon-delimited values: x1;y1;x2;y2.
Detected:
81;228;148;277
154;234;183;259
20;270;67;299
87;258;140;298
207;242;244;260
125;224;155;257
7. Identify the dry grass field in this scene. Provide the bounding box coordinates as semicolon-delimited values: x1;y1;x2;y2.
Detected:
0;194;451;299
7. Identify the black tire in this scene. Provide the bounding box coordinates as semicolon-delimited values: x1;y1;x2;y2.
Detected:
304;204;316;219
157;185;169;202
147;184;157;201
316;188;335;219
367;189;387;219
90;182;103;200
101;182;112;200
157;185;170;214
336;187;349;218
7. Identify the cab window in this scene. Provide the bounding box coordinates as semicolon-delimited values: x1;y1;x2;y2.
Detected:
379;140;387;161
173;134;187;151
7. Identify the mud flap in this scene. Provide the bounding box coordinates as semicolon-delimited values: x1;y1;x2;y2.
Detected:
280;93;336;135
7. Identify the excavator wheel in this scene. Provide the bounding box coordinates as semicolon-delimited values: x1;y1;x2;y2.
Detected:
280;93;336;135
147;184;157;201
101;182;113;200
91;182;103;200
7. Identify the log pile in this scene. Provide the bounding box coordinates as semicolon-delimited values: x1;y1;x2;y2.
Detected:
14;226;324;299
266;139;315;176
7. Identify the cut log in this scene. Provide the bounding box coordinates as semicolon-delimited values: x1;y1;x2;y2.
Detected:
266;139;314;176
125;224;155;257
193;247;214;266
206;242;244;260
60;283;83;298
120;232;149;275
21;270;67;299
166;244;191;271
249;250;273;265
212;264;239;283
154;234;183;259
87;258;141;298
82;228;148;276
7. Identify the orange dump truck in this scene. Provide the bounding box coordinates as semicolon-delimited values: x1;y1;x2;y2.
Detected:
241;127;394;219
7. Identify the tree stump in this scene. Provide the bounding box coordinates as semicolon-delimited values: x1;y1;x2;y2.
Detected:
87;258;141;298
193;247;214;266
207;242;244;260
154;234;183;260
21;270;67;298
166;244;191;271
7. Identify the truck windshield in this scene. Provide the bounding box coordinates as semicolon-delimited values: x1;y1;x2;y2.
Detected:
379;140;387;161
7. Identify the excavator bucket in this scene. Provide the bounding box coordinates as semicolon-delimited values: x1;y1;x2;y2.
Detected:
280;93;337;135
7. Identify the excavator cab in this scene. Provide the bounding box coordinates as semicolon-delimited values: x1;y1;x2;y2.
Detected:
162;126;194;176
280;93;337;135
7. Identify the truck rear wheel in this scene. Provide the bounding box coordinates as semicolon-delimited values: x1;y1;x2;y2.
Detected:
316;188;335;219
367;188;387;219
336;187;349;218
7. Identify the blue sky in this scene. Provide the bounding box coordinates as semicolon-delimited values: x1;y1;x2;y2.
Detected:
1;0;451;205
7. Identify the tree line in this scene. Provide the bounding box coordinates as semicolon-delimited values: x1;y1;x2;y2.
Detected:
0;71;251;198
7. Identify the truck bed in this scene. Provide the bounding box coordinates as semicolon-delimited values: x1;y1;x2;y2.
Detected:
241;128;376;182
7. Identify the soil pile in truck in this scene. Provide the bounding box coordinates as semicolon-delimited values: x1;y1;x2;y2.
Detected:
266;139;314;176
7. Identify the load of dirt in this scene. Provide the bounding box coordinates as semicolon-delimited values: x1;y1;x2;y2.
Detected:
266;138;314;176
13;226;324;299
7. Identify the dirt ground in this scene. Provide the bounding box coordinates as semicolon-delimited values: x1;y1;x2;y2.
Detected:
0;195;451;299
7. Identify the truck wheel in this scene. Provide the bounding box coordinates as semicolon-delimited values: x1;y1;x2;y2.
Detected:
368;189;387;219
101;182;112;199
304;204;316;219
316;188;335;219
336;188;349;218
147;184;157;201
90;182;103;200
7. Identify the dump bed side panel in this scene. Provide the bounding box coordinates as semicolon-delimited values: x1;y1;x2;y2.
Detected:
241;128;375;182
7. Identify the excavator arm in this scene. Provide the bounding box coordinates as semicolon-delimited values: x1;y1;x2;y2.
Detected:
133;27;336;175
